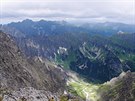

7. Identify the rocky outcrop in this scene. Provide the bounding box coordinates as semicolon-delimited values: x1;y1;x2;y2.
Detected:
99;71;135;101
0;31;67;94
1;87;83;101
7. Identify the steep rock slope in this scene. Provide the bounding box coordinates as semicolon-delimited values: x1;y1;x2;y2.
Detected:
0;31;67;93
99;71;135;101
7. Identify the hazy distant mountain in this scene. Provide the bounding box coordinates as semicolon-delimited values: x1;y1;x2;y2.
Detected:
1;19;135;37
3;19;88;36
81;22;135;36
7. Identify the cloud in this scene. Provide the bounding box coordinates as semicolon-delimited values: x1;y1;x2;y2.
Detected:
0;0;135;24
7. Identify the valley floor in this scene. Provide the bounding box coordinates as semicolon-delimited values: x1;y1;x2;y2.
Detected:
67;71;102;101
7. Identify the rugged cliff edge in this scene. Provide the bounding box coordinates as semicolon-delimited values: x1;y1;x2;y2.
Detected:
0;30;67;91
0;31;67;100
99;71;135;101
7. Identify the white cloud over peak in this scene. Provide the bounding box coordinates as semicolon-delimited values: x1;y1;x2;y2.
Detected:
0;0;135;24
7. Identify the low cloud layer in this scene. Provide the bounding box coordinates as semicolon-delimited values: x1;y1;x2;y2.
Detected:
0;0;135;24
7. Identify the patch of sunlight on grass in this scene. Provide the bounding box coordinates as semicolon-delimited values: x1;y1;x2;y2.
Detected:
67;72;102;101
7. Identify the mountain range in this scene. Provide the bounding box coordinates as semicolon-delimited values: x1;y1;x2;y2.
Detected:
0;19;135;101
1;20;135;82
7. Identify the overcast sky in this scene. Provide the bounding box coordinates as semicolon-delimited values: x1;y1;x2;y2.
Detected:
0;0;135;24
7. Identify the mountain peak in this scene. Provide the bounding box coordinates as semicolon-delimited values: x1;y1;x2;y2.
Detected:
21;19;34;24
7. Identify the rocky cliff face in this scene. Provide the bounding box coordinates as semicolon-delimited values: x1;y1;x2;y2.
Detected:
99;71;135;101
0;30;83;101
0;31;67;93
0;31;38;90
